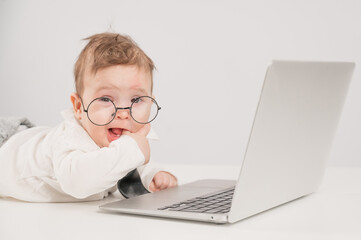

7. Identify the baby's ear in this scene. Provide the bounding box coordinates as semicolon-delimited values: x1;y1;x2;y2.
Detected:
70;92;83;121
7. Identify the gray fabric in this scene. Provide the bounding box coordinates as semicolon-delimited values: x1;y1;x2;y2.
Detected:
0;117;35;147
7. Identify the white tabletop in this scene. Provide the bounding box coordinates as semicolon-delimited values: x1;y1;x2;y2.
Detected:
1;164;360;240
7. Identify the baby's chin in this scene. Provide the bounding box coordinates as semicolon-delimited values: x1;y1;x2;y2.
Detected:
95;138;110;148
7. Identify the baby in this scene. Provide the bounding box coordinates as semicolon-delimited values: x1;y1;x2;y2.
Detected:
0;32;177;202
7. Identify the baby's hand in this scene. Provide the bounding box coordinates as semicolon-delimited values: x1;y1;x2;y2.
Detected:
149;171;178;192
123;124;151;164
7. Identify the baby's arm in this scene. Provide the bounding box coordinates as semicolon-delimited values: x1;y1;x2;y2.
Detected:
52;135;146;199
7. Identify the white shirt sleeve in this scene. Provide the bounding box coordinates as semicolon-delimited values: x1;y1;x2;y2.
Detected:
137;159;165;191
52;135;145;199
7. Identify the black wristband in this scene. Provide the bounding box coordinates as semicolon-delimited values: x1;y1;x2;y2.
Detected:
117;169;150;199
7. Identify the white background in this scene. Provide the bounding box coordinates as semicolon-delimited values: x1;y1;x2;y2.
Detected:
0;0;360;167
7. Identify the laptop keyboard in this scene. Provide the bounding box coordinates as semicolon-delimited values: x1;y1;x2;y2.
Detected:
157;186;235;214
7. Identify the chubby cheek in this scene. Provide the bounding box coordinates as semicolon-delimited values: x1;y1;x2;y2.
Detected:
132;122;144;133
82;121;109;147
92;129;109;147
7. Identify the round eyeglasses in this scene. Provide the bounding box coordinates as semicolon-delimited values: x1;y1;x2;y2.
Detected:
81;96;161;126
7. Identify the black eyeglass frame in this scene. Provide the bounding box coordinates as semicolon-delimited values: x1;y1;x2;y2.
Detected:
80;96;161;126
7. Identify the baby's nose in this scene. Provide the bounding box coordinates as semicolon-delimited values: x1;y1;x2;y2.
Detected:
116;108;130;120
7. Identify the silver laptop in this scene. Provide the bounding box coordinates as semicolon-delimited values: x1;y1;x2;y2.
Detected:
99;60;355;224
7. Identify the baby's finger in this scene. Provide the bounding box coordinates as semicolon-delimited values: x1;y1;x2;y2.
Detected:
167;178;175;189
154;174;166;190
154;174;163;187
160;176;170;190
122;130;131;136
170;178;178;188
149;181;156;192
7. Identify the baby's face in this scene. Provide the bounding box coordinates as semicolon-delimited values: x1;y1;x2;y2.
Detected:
73;65;152;148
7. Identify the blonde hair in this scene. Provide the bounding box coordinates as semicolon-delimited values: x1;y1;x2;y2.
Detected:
74;32;155;95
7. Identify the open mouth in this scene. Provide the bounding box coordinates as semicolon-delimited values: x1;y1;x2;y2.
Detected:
107;128;124;142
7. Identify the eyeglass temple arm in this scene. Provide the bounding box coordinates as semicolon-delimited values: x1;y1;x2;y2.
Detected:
79;97;88;112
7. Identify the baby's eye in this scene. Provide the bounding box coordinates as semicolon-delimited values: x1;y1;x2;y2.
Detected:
99;97;112;102
131;97;141;104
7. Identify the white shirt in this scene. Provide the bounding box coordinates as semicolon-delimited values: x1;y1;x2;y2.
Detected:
0;108;163;202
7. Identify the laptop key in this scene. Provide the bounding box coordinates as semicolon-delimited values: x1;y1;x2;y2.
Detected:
203;209;223;214
157;206;170;210
168;206;190;211
219;208;231;213
181;209;206;213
